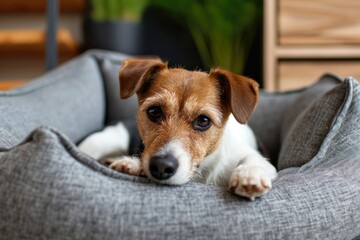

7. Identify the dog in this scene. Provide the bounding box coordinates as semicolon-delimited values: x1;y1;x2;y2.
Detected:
78;58;277;200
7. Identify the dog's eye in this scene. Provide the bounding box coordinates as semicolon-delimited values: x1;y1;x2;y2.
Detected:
194;115;212;131
147;106;163;123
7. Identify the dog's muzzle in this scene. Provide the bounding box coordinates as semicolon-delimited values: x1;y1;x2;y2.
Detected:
149;154;179;180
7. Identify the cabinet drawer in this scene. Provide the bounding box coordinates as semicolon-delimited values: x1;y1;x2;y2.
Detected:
278;60;360;91
279;0;360;45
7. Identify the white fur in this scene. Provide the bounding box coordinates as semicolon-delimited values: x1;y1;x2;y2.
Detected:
144;140;192;185
199;115;277;185
109;156;143;176
78;123;130;160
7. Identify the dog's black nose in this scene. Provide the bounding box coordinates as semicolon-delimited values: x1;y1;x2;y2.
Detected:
149;155;178;180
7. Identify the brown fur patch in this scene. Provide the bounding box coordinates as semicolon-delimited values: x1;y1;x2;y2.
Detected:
137;69;230;169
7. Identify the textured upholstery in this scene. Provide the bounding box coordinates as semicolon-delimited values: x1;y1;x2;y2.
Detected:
0;50;359;239
0;53;106;148
278;78;358;170
99;58;138;124
248;73;341;164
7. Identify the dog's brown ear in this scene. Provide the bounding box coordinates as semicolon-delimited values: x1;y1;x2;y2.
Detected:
210;69;259;124
119;58;167;99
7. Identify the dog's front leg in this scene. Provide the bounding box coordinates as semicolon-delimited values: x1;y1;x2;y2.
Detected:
108;156;145;177
229;154;277;200
78;123;130;160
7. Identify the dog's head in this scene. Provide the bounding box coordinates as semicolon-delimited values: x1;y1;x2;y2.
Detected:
119;58;259;184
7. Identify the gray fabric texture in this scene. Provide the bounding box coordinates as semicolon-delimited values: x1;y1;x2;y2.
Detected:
0;50;359;239
278;78;354;170
249;73;341;165
0;128;19;149
0;126;359;240
99;58;138;124
280;74;342;144
0;51;106;148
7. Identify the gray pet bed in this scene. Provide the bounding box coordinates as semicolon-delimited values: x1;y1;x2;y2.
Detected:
0;50;359;240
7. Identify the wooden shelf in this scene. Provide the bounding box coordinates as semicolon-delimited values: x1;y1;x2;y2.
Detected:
264;0;360;91
0;0;83;91
278;60;360;91
276;46;360;59
0;28;78;57
0;0;85;14
0;80;27;91
279;0;360;46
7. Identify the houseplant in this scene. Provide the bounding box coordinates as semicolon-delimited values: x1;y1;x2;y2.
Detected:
151;0;261;74
83;0;149;55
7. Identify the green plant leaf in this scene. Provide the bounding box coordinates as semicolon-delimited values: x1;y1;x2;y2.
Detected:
153;0;260;74
90;0;149;22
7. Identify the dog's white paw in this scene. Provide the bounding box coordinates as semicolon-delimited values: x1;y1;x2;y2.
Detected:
229;165;272;200
109;156;145;176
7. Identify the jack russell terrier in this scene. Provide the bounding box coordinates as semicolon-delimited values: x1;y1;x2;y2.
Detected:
79;58;277;200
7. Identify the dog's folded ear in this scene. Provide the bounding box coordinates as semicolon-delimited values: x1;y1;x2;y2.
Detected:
119;58;167;99
210;69;259;124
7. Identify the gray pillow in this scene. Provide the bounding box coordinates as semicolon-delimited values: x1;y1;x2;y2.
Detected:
249;73;341;165
0;54;105;148
99;58;138;124
0;128;19;149
280;74;343;144
278;77;359;170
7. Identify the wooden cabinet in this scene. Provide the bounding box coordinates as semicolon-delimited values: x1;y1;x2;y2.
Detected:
264;0;360;91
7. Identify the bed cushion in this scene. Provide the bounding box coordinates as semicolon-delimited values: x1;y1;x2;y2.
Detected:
0;53;106;148
99;57;138;124
0;105;359;240
0;128;19;149
278;77;358;170
0;48;359;239
249;73;341;164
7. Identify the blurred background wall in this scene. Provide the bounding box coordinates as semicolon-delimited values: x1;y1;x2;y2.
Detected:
1;0;359;91
0;0;263;90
